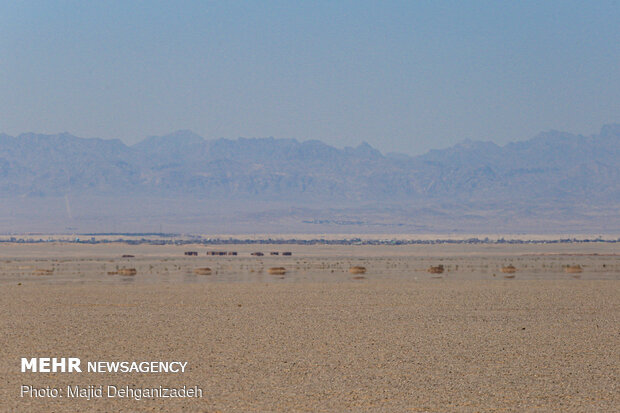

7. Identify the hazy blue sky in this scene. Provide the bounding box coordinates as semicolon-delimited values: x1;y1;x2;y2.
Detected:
1;1;619;155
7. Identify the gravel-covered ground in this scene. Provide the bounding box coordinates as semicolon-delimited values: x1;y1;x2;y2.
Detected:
2;276;618;412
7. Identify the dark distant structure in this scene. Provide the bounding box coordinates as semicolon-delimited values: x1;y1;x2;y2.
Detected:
122;254;135;258
282;252;292;256
184;251;198;256
251;252;264;256
270;252;279;256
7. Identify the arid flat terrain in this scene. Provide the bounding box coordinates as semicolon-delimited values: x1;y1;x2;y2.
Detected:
1;243;618;412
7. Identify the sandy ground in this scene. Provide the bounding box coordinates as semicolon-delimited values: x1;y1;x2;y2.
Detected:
0;244;618;412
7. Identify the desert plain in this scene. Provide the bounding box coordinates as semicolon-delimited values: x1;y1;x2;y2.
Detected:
0;241;618;412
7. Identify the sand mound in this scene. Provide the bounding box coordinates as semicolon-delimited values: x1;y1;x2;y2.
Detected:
118;268;137;276
501;265;517;274
349;266;367;274
268;267;286;275
565;265;583;274
427;265;444;274
33;268;54;276
193;267;212;275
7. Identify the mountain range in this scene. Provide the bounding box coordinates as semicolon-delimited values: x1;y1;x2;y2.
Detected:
1;125;619;233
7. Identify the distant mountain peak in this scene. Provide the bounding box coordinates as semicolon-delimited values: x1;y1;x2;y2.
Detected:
344;141;383;158
599;123;620;139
